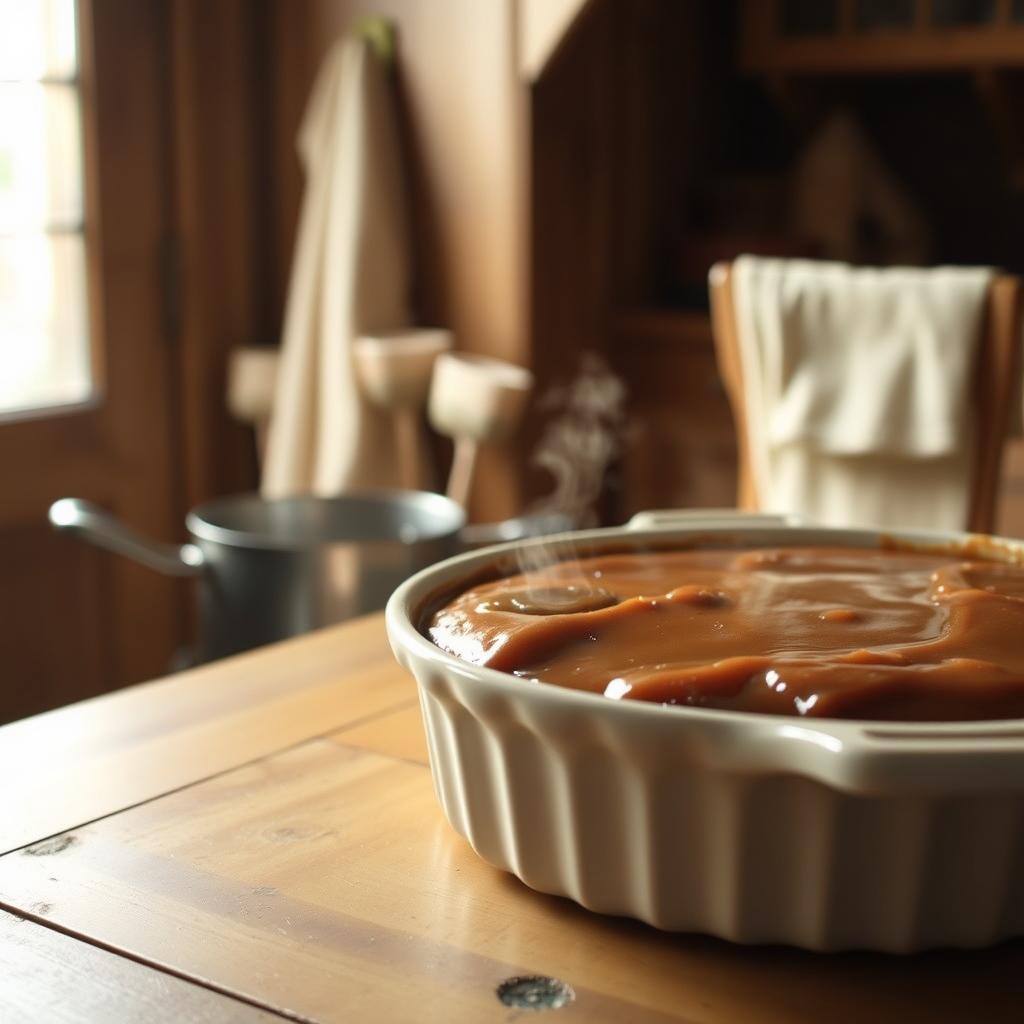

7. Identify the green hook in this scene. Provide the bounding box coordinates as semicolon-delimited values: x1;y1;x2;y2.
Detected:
357;17;395;63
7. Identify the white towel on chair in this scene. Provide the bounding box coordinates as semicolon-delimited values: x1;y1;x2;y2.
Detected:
261;34;411;499
732;256;993;530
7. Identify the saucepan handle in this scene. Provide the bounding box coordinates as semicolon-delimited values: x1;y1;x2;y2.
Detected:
48;498;204;577
626;508;801;531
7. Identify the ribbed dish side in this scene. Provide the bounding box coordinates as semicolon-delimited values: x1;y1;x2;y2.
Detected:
415;669;1024;952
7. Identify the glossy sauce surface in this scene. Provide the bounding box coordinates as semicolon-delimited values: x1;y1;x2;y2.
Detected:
428;546;1024;721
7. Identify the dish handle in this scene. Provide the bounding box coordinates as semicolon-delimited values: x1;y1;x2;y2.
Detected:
737;718;1024;794
626;509;801;531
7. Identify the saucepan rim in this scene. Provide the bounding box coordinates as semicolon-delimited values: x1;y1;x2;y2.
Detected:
187;489;466;551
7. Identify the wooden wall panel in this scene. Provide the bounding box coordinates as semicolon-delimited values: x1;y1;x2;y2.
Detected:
608;0;703;311
520;0;591;79
525;0;615;509
603;0;733;520
86;0;186;687
169;0;263;510
611;313;737;517
0;523;110;724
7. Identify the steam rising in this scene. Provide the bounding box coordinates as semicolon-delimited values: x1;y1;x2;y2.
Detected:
514;354;628;609
527;353;627;529
512;534;603;612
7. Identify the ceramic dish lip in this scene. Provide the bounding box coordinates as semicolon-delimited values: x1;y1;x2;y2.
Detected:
385;513;1024;792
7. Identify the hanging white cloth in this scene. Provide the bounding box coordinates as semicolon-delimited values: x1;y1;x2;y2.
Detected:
732;256;993;530
262;34;411;498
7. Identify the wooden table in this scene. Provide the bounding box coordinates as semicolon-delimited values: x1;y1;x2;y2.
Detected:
2;614;1021;1023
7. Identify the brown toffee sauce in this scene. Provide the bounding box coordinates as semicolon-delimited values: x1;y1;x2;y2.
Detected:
428;547;1024;721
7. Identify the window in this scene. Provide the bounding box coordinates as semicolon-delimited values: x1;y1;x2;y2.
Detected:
0;0;90;416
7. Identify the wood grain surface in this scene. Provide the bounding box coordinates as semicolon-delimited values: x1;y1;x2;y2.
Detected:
0;908;284;1022
328;701;427;765
4;611;1024;1022
0;614;410;854
2;734;1022;1024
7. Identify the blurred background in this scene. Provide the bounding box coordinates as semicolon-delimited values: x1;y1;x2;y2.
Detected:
5;0;1024;722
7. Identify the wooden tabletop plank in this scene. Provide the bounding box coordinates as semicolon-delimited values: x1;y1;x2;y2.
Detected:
1;738;1020;1024
0;908;285;1023
327;701;428;765
0;613;412;854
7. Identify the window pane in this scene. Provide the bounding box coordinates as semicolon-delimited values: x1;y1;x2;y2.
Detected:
0;83;82;230
0;234;90;413
0;1;88;416
0;0;76;81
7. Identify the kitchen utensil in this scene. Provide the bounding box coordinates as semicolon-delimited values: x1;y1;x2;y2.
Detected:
353;329;453;490
427;352;533;507
386;508;1024;952
50;491;464;662
227;346;280;464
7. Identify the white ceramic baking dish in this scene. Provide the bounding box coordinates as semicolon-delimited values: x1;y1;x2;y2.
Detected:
385;510;1024;952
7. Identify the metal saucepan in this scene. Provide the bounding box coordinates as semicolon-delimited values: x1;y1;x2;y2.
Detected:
49;492;569;662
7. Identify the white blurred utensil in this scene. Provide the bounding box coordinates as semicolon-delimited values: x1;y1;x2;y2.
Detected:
353;329;453;490
428;352;533;507
227;347;281;464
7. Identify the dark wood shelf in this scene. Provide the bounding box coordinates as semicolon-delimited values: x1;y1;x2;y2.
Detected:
612;308;714;346
742;0;1024;75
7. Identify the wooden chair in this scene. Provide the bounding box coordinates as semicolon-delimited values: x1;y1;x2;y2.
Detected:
708;261;1023;534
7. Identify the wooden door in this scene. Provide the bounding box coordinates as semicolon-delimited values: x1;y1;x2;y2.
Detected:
0;0;185;722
